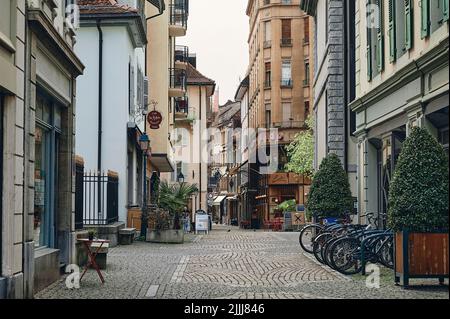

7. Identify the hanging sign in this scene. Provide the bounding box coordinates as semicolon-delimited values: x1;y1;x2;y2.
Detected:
147;111;163;129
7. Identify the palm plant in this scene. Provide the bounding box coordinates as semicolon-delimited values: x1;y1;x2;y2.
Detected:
158;181;198;230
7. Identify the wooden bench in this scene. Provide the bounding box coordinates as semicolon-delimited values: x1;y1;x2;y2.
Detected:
90;242;109;270
119;228;136;245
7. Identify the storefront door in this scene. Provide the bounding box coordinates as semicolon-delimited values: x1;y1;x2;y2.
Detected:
34;90;62;249
377;130;405;228
0;94;3;269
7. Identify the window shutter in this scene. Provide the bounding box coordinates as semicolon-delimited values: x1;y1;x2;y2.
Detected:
376;0;384;72
421;0;430;39
388;0;396;62
404;0;413;50
366;0;372;80
443;0;449;22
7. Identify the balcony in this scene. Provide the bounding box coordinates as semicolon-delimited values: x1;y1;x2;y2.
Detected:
174;97;195;123
281;79;293;88
174;45;189;70
169;68;187;97
281;38;293;47
169;1;189;37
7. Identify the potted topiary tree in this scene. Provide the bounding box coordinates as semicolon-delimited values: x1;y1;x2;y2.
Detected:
388;127;449;287
306;153;353;223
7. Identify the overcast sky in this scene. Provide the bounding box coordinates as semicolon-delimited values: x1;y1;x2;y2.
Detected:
178;0;249;105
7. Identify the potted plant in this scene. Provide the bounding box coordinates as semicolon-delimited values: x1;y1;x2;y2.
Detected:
88;229;97;241
388;127;449;287
306;153;353;223
146;181;198;244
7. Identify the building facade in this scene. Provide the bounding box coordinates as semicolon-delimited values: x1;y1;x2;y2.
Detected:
246;0;313;226
300;0;359;205
172;60;215;219
350;0;449;226
75;0;147;225
1;0;84;298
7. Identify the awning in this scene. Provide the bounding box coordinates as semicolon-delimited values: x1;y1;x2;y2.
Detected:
212;195;227;206
150;153;174;173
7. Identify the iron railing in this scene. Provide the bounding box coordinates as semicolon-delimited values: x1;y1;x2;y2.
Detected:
281;38;293;46
82;172;119;225
175;96;189;113
169;2;188;28
169;68;187;91
175;45;189;63
75;160;84;230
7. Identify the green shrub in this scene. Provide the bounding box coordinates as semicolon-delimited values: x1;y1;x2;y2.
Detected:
388;127;449;232
306;153;353;218
277;199;297;212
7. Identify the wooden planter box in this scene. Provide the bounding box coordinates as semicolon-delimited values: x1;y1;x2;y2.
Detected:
394;230;449;287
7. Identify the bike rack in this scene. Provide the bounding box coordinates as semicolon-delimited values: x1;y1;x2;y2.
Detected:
361;232;393;275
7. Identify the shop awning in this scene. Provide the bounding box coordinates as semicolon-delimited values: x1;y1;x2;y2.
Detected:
150;153;174;173
212;195;227;206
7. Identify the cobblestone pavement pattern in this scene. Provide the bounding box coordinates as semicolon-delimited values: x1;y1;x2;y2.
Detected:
36;226;449;299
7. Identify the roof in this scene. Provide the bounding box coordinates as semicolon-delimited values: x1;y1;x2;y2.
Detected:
186;63;215;85
78;0;138;15
234;75;249;101
215;101;241;127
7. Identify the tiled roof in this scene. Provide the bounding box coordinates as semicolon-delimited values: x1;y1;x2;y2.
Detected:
78;0;138;15
186;63;215;85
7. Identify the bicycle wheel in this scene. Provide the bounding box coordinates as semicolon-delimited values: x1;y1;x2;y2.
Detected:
329;237;363;275
378;237;394;269
323;237;341;269
313;233;332;264
299;224;323;253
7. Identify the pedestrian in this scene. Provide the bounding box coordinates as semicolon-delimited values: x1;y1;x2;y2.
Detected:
182;206;190;233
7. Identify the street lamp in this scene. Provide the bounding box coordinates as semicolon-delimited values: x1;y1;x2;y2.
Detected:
177;171;185;184
139;133;151;239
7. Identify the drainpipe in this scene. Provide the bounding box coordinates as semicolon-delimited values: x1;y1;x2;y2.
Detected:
199;85;202;210
97;21;103;174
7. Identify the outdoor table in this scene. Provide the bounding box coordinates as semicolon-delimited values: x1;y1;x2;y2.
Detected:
77;238;110;284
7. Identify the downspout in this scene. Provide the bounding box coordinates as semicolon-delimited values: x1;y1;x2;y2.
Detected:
97;21;103;174
199;85;202;210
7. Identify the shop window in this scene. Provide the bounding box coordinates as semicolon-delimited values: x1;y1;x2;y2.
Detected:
34;90;62;249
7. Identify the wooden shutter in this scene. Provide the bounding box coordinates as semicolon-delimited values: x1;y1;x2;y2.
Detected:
366;0;372;80
282;19;291;39
404;0;413;50
421;0;430;38
443;0;449;22
388;0;396;62
376;0;384;72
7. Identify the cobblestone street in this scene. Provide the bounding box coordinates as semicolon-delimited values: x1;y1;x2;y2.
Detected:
36;226;449;299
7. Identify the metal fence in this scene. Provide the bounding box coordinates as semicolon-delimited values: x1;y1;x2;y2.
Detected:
79;171;119;225
75;159;84;230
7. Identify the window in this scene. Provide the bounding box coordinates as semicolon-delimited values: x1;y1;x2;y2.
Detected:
367;0;384;80
264;21;271;47
264;0;270;5
422;0;449;37
304;17;310;44
265;110;272;128
281;19;292;46
0;1;12;41
304;101;310;118
388;0;413;63
282;102;292;123
34;90;63;249
282;0;292;4
281;61;292;86
304;61;310;85
265;62;271;88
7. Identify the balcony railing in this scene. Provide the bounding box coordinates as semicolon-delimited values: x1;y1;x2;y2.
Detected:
170;2;188;29
175;45;189;63
281;38;293;46
169;68;187;91
281;79;293;87
175;97;189;114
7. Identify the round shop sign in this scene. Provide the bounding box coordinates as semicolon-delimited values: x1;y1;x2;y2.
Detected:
147;111;163;129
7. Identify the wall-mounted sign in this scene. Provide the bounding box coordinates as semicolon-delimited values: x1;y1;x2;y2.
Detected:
147;111;163;129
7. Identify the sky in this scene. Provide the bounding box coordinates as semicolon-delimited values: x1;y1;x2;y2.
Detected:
178;0;249;105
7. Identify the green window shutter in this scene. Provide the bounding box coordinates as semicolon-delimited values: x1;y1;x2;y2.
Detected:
388;0;396;62
443;0;449;22
404;0;413;50
421;0;430;39
366;0;372;80
376;0;384;72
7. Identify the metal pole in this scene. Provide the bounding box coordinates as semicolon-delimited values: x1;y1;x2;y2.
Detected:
141;150;148;239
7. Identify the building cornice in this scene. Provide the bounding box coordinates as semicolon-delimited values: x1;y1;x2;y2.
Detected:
350;37;449;113
27;9;85;77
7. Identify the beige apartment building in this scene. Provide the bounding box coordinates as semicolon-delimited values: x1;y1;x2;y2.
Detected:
172;59;215;217
1;0;84;298
350;0;449;226
143;0;189;205
246;0;314;224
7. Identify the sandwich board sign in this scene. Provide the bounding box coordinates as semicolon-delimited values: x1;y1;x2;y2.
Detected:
195;212;209;234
